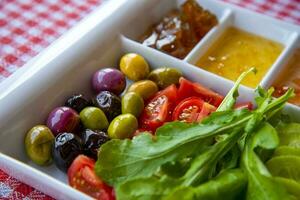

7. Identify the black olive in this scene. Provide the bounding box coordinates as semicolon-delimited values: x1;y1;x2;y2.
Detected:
65;94;90;112
53;132;82;172
81;129;110;160
93;91;121;121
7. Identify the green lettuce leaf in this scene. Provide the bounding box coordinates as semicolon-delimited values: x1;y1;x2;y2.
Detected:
276;123;300;148
241;122;293;200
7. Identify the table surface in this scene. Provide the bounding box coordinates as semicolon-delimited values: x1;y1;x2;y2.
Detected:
0;0;300;199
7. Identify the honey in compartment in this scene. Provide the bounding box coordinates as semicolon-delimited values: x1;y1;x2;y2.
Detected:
273;49;300;106
139;0;218;59
196;27;283;88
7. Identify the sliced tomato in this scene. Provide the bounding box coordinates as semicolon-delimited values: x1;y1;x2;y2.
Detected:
151;84;178;104
140;95;170;132
177;78;224;107
172;97;216;123
196;102;217;122
68;155;115;200
140;84;178;132
235;102;253;110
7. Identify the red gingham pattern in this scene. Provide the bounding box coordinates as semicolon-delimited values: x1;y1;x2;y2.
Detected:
0;0;299;199
0;0;102;82
222;0;300;24
0;169;53;200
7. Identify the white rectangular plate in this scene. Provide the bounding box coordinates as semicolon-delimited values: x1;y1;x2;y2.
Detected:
0;0;299;199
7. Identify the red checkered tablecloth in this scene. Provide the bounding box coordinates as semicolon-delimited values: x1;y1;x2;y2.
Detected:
0;169;53;200
0;0;103;82
0;0;299;199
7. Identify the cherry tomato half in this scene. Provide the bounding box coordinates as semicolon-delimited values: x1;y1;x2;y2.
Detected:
68;155;115;200
235;102;253;110
139;84;178;132
172;97;216;123
177;78;224;107
196;102;217;122
152;84;178;103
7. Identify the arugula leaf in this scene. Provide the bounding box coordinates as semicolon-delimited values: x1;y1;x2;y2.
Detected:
241;122;293;200
97;114;250;186
245;87;274;133
254;86;269;107
164;169;247;200
96;111;251;186
268;113;291;128
245;86;294;136
180;128;243;186
115;176;179;200
217;67;256;112
158;158;192;178
216;144;240;174
115;128;245;200
95;122;213;186
264;88;294;118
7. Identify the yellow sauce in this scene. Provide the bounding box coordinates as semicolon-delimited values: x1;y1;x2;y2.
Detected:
196;27;283;88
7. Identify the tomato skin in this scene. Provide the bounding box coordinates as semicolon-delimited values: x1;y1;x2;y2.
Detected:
140;85;178;132
177;78;224;107
68;155;115;200
150;84;178;104
235;102;253;110
177;78;194;102
196;102;216;122
172;97;216;123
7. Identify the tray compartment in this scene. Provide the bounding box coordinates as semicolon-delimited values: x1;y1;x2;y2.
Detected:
185;1;300;89
122;0;227;60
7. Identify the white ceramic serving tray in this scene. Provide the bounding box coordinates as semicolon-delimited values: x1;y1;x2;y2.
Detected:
0;0;299;199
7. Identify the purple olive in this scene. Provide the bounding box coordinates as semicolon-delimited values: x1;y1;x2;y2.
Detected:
46;106;80;136
92;68;126;95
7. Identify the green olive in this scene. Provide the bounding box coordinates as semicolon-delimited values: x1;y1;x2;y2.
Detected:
127;80;158;100
122;92;144;117
108;114;138;139
120;53;150;81
25;125;54;166
148;67;182;89
80;107;109;130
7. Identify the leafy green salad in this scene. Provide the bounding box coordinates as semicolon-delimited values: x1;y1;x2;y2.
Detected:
95;68;300;200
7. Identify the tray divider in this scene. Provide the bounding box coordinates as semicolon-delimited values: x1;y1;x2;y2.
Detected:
260;32;300;88
184;8;233;64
